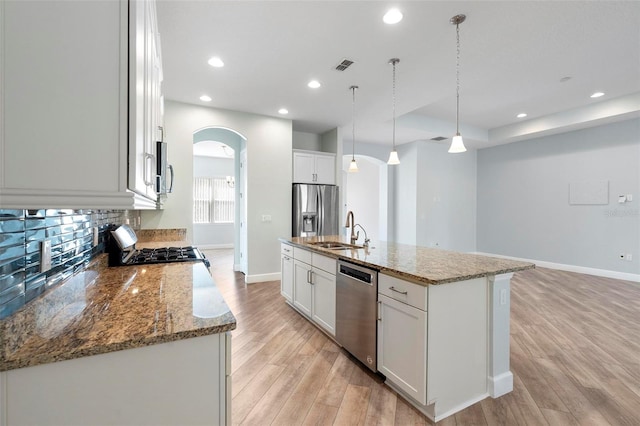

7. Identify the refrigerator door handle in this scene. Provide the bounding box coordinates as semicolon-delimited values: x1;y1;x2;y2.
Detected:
317;187;323;236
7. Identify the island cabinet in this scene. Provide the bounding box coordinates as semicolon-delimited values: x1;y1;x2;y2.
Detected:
286;245;336;336
0;333;231;426
292;150;336;185
280;243;294;302
378;273;489;422
0;0;161;210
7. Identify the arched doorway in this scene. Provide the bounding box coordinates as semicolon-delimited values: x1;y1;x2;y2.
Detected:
193;126;247;273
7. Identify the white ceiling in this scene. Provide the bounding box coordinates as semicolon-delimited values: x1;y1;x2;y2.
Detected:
156;1;640;150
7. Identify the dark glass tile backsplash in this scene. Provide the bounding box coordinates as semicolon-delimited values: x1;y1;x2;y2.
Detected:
0;209;140;319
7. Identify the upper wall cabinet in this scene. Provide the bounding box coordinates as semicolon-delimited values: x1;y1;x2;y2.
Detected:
0;0;161;209
129;0;163;206
293;151;336;185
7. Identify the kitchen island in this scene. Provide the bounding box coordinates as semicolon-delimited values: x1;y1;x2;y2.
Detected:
280;236;534;422
0;247;235;425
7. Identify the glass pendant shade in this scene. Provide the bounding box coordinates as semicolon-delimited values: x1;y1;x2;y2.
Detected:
349;158;359;172
387;150;400;165
448;133;467;153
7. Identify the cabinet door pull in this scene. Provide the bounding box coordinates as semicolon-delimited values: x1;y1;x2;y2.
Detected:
307;270;312;284
377;300;382;321
389;286;408;295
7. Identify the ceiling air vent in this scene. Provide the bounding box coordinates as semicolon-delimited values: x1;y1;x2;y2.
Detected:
335;59;355;71
431;136;448;141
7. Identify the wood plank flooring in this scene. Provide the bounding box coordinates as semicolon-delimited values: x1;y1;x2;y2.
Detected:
204;249;640;425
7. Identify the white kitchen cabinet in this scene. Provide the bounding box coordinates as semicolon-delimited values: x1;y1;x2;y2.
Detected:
377;273;489;421
311;265;336;335
286;247;336;336
377;293;427;405
128;0;163;204
293;151;336;184
0;0;161;209
280;245;294;302
0;333;231;426
293;259;313;317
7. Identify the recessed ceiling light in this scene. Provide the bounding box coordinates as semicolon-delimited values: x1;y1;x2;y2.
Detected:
278;108;289;115
383;8;403;24
590;92;605;98
516;113;527;118
207;56;224;68
307;80;321;89
200;95;212;102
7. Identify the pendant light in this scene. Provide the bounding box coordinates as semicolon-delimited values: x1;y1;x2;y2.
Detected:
449;14;467;154
387;58;400;165
348;85;359;172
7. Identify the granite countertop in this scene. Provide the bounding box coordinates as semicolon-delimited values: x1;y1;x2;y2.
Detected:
281;236;535;285
0;243;236;372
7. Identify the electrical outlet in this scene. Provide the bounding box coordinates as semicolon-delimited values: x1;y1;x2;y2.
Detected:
93;227;99;246
626;253;633;261
40;240;52;273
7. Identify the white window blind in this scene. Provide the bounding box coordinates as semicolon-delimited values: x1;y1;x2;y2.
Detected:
193;177;235;223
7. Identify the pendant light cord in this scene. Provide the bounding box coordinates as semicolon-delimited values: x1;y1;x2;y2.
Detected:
455;22;460;135
392;60;397;150
352;86;356;160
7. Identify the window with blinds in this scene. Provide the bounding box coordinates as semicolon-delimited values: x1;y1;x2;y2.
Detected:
193;177;235;223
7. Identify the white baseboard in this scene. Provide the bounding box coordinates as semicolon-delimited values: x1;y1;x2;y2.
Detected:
432;392;490;423
488;371;513;398
474;252;640;283
245;272;281;284
195;244;234;249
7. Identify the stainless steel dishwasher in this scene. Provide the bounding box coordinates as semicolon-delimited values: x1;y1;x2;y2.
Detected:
336;260;378;372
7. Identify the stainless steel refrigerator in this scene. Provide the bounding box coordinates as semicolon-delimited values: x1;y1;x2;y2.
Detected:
293;184;339;237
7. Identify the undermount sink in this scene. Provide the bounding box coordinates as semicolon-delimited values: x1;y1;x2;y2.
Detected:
308;241;365;250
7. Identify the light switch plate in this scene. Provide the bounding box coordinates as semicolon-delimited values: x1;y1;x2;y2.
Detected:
40;240;52;273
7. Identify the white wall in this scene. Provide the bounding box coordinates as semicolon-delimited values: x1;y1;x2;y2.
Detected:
394;143;419;245
341;155;387;243
293;131;321;151
477;118;640;276
193;156;234;177
192;156;235;248
142;100;292;281
393;141;477;252
416;142;477;252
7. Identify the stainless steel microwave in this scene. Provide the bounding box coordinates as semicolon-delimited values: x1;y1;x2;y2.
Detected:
156;141;174;195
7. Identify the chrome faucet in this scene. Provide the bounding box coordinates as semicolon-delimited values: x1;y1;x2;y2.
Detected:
354;224;370;247
345;211;358;245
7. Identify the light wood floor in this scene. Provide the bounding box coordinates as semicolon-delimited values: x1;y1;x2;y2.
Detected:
203;249;640;425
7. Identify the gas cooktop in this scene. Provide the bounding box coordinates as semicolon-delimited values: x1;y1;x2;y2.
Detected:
107;225;210;268
109;245;210;268
127;246;208;266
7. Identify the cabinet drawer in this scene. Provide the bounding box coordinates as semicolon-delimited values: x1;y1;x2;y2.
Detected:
293;246;312;264
281;243;293;256
378;273;428;311
312;252;336;274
